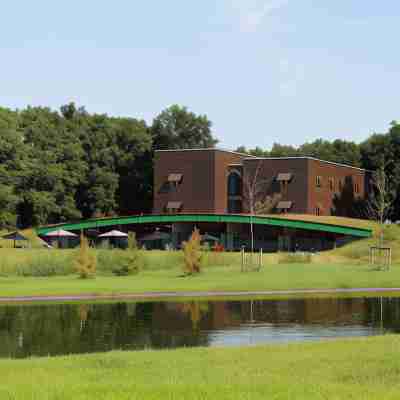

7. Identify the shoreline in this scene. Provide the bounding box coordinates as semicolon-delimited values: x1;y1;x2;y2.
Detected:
1;287;400;303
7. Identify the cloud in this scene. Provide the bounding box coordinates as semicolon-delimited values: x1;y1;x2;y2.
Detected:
231;0;289;32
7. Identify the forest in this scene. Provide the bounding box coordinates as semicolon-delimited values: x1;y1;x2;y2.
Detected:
0;102;399;228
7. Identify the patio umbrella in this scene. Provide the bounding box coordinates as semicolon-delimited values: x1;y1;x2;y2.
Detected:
1;231;29;248
44;229;78;237
44;229;78;249
98;230;128;238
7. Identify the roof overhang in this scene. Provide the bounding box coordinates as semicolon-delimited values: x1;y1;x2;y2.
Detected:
37;214;373;238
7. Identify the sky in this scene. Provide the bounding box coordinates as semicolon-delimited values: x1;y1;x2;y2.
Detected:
1;1;400;150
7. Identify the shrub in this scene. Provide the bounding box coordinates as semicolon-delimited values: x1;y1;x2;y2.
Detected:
112;250;143;276
74;234;97;279
182;229;202;275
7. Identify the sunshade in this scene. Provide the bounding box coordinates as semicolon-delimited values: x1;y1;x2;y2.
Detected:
98;230;128;238
44;229;78;237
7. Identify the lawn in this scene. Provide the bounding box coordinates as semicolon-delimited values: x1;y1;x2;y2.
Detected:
1;261;400;299
1;335;399;399
1;222;400;299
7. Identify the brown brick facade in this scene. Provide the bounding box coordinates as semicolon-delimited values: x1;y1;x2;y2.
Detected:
153;149;246;214
153;149;369;217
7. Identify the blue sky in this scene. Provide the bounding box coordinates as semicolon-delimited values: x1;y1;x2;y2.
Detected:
1;1;399;149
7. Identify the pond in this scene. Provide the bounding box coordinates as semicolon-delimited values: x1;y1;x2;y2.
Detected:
0;296;398;359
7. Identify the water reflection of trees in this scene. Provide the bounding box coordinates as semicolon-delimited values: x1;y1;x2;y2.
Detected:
0;297;400;358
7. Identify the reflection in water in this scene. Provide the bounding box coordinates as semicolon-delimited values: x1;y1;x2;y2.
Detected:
0;297;399;359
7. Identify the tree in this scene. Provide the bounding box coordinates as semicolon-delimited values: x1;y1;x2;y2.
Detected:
182;229;203;275
151;105;218;150
74;234;97;279
366;165;392;247
0;185;18;229
269;143;298;157
254;193;282;215
242;161;275;256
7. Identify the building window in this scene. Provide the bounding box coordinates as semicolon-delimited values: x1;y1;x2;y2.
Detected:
159;173;183;194
276;201;293;214
338;179;343;192
166;201;183;213
228;199;242;214
315;206;321;216
329;177;335;191
316;176;322;188
228;172;242;196
354;182;360;194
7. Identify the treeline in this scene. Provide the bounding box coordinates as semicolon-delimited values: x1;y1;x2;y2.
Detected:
1;101;400;228
0;104;217;228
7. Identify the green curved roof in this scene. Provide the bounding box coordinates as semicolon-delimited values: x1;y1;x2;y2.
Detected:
36;214;372;238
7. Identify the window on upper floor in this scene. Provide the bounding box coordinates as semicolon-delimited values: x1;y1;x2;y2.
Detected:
158;173;183;194
228;172;242;197
228;199;242;214
354;182;360;194
316;176;322;188
165;201;183;213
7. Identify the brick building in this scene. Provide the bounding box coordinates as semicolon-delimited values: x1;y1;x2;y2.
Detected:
153;148;369;217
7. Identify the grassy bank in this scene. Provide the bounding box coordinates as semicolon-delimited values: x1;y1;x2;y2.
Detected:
0;223;400;298
1;262;400;298
1;335;399;399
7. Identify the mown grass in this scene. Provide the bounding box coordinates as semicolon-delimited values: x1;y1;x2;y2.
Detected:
1;262;400;298
0;335;399;399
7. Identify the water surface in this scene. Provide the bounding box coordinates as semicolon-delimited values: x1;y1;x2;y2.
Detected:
0;297;398;358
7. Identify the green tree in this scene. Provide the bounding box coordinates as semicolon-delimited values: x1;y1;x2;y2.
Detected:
151;105;218;150
0;185;18;229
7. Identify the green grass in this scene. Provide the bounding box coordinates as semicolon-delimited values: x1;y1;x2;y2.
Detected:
0;335;400;399
2;262;400;298
0;222;400;299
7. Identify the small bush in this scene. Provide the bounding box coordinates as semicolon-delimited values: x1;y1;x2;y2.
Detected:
112;250;143;276
182;229;202;275
74;234;97;279
279;252;312;264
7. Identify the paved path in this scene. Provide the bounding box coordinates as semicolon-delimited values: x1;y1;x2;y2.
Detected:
1;287;400;303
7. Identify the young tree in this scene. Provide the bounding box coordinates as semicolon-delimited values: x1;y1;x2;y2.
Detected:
74;233;97;279
366;165;393;247
182;229;202;275
242;161;276;257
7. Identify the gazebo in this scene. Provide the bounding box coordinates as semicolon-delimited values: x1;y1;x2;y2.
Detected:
1;231;29;248
98;230;128;249
44;229;78;248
